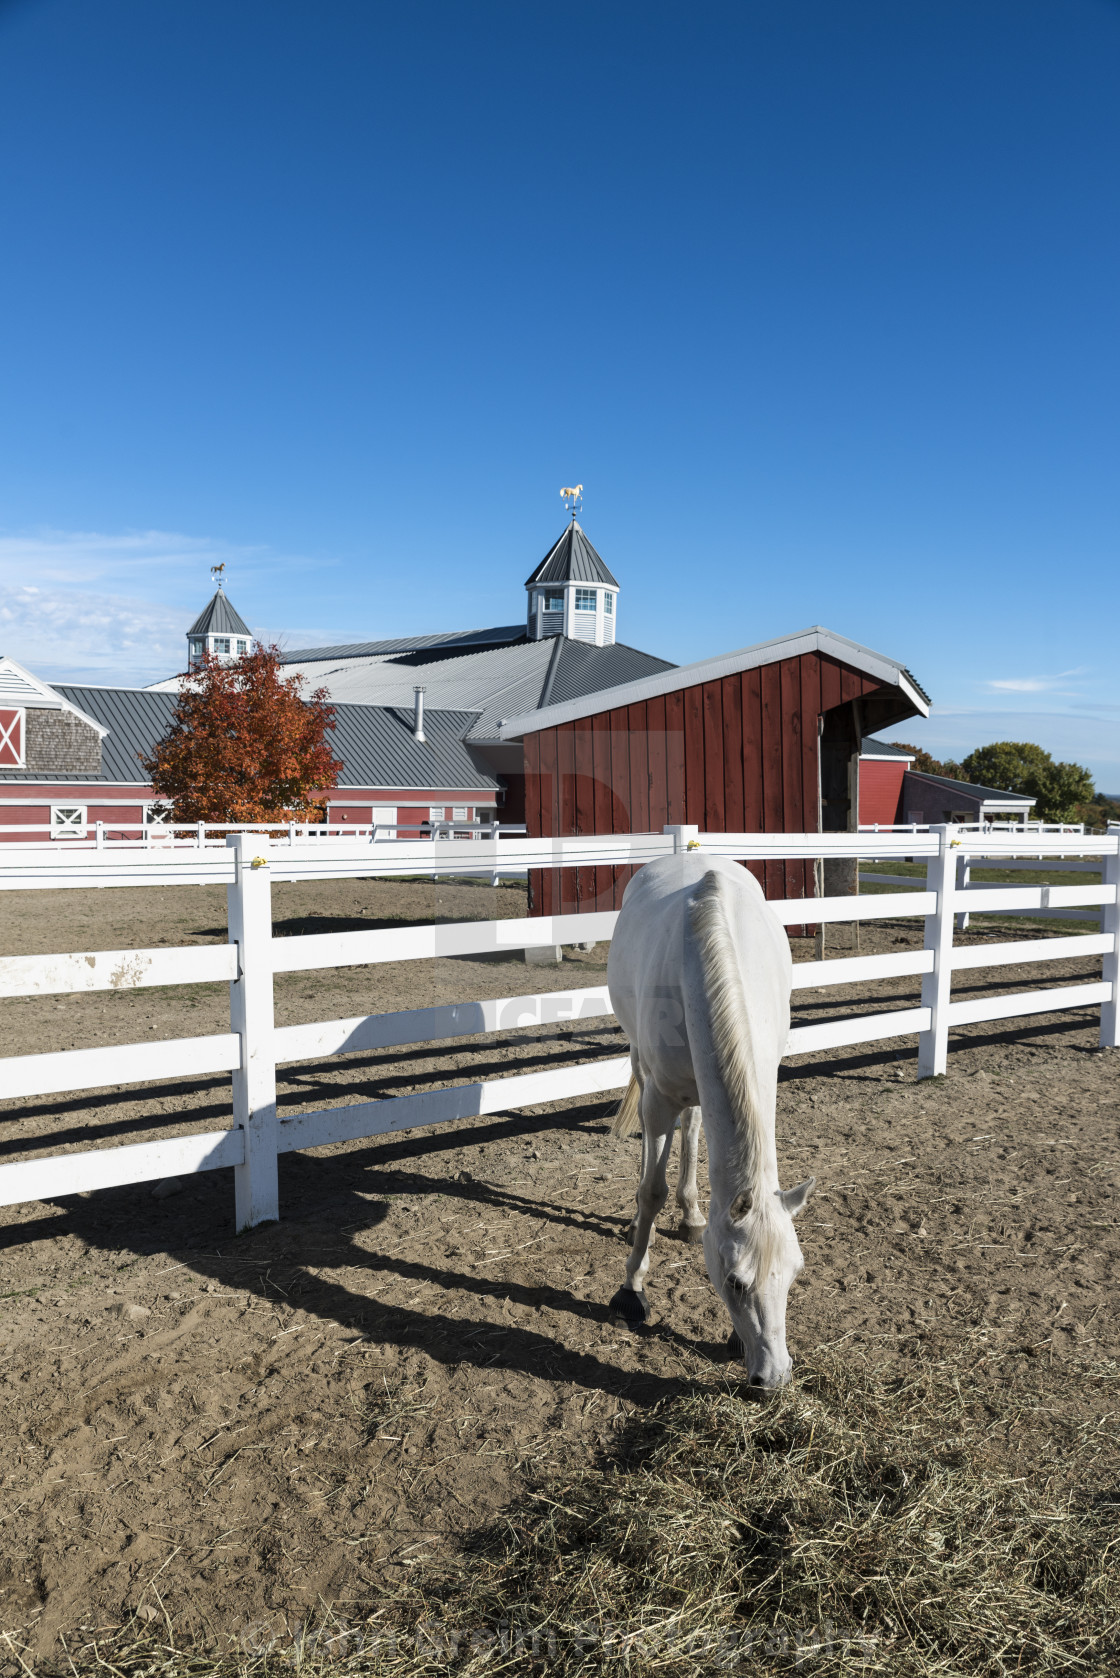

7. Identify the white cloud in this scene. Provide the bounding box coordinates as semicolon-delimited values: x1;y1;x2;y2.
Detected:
983;668;1086;694
0;526;353;684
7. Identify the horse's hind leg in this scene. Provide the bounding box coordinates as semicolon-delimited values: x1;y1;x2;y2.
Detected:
610;1083;678;1326
675;1105;705;1243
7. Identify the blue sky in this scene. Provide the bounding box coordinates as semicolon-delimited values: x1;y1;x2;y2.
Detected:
0;0;1117;784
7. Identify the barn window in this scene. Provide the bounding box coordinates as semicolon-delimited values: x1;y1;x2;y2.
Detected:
575;589;597;611
236;639;248;654
544;593;564;611
51;805;87;839
603;592;613;614
213;637;231;654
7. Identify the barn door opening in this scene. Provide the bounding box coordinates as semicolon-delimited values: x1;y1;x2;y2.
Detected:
817;700;862;944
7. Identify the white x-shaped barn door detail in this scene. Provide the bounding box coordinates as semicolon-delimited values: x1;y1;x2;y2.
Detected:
0;708;23;766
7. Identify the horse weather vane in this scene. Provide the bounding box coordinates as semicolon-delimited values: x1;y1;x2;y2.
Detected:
560;484;583;518
210;562;226;589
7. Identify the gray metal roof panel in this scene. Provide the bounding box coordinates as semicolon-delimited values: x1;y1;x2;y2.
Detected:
45;685;498;794
904;769;1035;805
54;685;179;781
524;521;620;589
860;738;916;759
329;704;498;792
187;590;252;638
279;625;525;664
541;640;676;709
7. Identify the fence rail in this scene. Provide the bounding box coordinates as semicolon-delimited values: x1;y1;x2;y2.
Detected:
0;824;1116;1230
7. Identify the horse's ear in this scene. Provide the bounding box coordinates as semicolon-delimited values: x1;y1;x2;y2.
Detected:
777;1178;815;1218
729;1190;753;1221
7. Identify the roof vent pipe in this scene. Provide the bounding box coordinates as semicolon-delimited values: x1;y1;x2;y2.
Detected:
413;685;426;744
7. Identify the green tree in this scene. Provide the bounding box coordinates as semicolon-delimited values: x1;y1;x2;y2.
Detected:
959;741;1095;823
887;743;960;778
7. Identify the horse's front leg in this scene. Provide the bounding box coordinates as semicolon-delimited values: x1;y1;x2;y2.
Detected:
675;1105;705;1243
610;1084;678;1326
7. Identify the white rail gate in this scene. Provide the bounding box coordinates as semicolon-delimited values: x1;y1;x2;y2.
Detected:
0;825;1115;1231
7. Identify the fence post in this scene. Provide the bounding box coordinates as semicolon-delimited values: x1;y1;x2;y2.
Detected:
663;824;700;852
955;850;971;932
227;834;279;1229
1100;841;1119;1050
918;823;957;1078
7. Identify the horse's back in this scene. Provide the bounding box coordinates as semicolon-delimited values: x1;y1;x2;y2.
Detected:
607;855;790;1092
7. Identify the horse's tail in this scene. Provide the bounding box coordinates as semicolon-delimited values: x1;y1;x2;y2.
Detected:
688;870;766;1187
610;1073;642;1138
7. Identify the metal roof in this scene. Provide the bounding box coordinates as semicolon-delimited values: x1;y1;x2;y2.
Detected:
860;738;917;760
499;626;931;739
278;625;526;664
329;705;498;792
54;685;178;779
35;685;498;793
539;638;676;709
187;590;252;638
905;769;1035;807
524;520;620;589
277;635;674;740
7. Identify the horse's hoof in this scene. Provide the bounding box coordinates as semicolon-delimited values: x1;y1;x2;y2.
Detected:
680;1221;706;1245
609;1286;650;1327
726;1330;743;1360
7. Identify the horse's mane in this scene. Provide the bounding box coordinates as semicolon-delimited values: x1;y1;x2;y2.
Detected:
689;869;782;1265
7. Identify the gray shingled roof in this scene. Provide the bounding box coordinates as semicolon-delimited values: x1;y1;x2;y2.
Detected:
524;520;620;589
187;590;252;638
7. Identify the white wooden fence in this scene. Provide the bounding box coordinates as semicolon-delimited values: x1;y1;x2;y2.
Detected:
0;824;1115;1231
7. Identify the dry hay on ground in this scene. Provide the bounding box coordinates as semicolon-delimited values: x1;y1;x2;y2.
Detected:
33;1344;1120;1676
0;879;1116;1672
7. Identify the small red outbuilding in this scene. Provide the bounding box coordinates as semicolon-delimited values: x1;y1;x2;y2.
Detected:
497;626;929;916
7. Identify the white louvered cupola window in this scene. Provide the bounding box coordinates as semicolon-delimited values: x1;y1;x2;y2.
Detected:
573;587;598;643
541;591;564;636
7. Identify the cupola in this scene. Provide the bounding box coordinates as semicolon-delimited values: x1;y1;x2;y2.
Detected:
186;570;254;667
524;488;620;646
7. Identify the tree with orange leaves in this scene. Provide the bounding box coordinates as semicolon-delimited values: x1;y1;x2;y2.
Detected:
143;645;338;823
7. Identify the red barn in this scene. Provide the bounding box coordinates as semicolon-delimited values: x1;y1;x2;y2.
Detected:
497;626;929;915
856;739;917;827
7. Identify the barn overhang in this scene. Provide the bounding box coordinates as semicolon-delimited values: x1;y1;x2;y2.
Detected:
496;626;929;741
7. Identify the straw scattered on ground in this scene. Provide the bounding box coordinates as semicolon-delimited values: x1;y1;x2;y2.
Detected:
25;1343;1120;1676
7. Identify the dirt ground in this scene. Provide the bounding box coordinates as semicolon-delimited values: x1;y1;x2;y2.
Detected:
0;877;1116;1661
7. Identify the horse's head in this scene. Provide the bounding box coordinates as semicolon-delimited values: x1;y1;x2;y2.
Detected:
703;1178;814;1388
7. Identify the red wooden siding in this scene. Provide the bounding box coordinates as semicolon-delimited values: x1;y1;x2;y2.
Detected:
526;653;884;916
858;760;906;828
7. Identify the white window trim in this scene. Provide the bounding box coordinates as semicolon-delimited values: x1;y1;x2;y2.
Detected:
51;803;88;840
0;706;25;768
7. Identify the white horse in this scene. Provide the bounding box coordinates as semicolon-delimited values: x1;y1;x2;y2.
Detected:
606;853;813;1388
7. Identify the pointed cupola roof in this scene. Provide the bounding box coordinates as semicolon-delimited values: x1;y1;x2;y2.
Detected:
524;520;619;589
187;589;252;638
